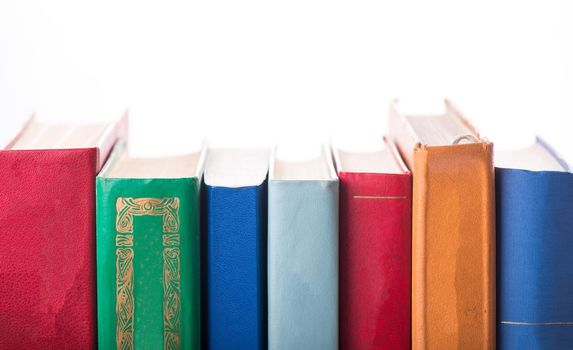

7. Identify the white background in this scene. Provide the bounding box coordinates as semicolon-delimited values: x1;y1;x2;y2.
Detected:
1;0;572;158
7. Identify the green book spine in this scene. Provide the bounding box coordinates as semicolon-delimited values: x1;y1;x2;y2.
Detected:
96;177;201;350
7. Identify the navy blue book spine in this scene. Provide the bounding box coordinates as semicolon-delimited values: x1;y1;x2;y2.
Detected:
204;182;267;350
497;168;573;348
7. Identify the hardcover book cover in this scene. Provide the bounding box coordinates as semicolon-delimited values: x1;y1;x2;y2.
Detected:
333;139;411;350
0;115;126;349
496;138;573;348
389;100;495;349
203;149;269;350
96;142;204;350
268;145;339;350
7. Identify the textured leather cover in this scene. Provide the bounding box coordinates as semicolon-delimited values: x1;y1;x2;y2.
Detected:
96;177;201;350
390;105;495;349
338;168;412;349
204;183;267;350
268;179;338;350
497;165;573;348
0;124;123;349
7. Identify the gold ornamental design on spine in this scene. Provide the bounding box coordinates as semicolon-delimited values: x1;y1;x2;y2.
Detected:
115;197;182;350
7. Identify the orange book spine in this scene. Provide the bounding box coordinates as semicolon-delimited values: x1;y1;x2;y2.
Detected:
412;143;495;349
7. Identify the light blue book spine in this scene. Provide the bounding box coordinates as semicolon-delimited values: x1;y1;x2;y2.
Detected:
268;179;339;350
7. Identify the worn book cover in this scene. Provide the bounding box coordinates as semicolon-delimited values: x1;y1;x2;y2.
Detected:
389;100;495;349
96;142;204;349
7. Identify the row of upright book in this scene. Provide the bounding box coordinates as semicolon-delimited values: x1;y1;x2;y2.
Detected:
0;100;571;349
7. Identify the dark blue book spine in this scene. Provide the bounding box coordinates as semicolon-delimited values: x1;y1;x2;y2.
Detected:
497;168;573;348
204;183;267;350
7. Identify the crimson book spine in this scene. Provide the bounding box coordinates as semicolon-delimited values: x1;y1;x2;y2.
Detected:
338;171;412;349
0;121;124;349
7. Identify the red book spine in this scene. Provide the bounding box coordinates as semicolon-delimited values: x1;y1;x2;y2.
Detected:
0;149;101;349
339;171;412;350
0;117;125;349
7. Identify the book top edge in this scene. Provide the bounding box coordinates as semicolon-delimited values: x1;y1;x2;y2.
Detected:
204;148;269;187
269;144;337;181
3;113;127;151
332;137;410;175
496;137;571;173
389;99;487;148
98;139;206;179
